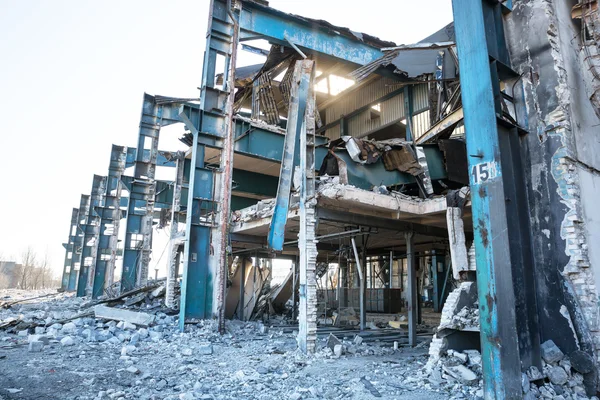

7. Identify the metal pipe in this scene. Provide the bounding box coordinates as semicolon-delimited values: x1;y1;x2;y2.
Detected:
351;237;365;331
284;34;307;59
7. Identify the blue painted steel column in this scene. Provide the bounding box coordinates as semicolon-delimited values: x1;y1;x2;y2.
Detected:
77;175;106;297
121;95;161;292
180;0;236;329
121;95;184;292
453;0;523;397
69;195;89;292
92;145;128;298
61;208;79;290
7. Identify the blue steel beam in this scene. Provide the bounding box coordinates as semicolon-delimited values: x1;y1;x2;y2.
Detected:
60;208;79;290
238;1;384;66
453;0;537;398
77;175;106;297
69;195;89;292
267;60;311;251
91;145;128;298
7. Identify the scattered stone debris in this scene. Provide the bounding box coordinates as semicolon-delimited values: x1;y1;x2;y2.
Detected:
2;289;599;399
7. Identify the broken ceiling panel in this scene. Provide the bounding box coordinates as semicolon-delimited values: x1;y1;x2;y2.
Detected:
349;23;457;82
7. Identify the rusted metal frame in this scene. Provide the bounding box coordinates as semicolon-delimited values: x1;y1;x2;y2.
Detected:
165;151;186;308
215;2;240;334
61;208;79;291
298;59;318;353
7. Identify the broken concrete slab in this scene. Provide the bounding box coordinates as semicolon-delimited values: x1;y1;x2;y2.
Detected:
28;341;44;352
442;365;478;385
28;334;49;345
126;366;140;374
94;305;155;327
197;343;213;355
540;340;564;364
150;285;165;299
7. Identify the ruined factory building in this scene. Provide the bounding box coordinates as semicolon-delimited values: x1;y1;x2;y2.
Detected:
2;0;600;399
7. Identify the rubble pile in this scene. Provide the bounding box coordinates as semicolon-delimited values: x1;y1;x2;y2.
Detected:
448;306;479;331
522;340;599;399
0;289;475;400
425;282;600;400
0;282;173;334
232;199;276;224
422;349;483;398
3;289;599;399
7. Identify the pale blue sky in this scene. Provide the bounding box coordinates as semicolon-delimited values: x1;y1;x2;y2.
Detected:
0;1;452;277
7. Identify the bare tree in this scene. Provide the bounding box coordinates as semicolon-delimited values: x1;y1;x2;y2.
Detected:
19;247;37;289
0;252;9;289
40;251;49;289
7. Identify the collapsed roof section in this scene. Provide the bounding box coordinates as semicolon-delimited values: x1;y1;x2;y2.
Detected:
349;23;457;82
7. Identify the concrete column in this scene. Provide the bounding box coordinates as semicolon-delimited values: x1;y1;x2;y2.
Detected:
447;207;469;280
297;60;318;354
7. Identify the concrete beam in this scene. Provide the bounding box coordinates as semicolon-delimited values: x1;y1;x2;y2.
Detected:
94;305;155;326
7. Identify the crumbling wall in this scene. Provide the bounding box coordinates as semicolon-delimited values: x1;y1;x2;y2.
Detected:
505;0;600;365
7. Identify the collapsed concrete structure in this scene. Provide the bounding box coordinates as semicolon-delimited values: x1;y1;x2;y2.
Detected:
52;0;600;398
